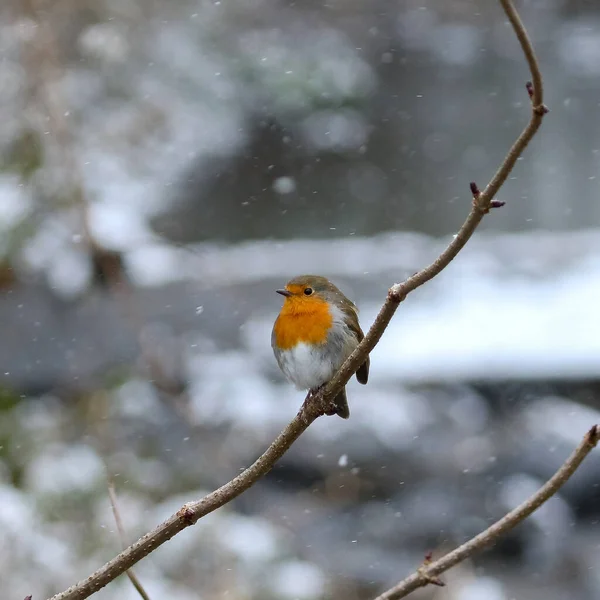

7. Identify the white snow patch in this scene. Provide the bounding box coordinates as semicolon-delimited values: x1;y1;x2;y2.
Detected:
0;176;32;230
458;576;506;600
220;515;282;562
273;176;297;194
25;444;104;494
269;561;326;599
88;202;153;251
46;247;92;299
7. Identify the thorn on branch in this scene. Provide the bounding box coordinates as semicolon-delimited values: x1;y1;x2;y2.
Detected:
177;504;195;526
417;552;445;588
471;181;505;213
388;287;404;303
526;81;549;116
586;424;599;447
470;182;483;211
526;80;534;99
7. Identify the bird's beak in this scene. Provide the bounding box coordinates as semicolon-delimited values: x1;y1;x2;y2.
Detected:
276;289;292;297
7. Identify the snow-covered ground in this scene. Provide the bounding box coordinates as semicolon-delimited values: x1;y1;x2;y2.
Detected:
3;239;600;600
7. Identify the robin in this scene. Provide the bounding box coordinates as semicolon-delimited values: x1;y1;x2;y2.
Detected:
271;275;369;419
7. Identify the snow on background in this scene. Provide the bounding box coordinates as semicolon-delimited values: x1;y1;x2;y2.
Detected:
0;1;600;600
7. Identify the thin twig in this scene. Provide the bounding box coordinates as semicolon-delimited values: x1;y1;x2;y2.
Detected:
49;409;319;600
323;0;548;403
374;425;600;599
501;0;543;109
107;478;152;600
46;1;548;598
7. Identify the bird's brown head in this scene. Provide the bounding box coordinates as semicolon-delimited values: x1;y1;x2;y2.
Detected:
275;275;356;314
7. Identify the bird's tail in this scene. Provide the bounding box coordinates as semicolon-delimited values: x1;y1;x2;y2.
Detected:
333;387;350;419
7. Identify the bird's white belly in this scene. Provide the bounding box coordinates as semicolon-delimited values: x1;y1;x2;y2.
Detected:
278;342;336;391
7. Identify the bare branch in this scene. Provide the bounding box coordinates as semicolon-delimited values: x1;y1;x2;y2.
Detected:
107;478;152;600
46;1;549;598
374;425;600;600
321;0;548;408
49;410;319;600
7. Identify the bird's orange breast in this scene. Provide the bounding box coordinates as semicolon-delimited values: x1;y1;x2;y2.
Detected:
273;297;333;350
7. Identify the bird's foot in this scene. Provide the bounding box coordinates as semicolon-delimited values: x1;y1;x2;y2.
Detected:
311;385;342;417
301;385;333;417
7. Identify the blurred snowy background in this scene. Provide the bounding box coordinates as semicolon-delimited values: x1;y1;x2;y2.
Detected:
1;0;600;599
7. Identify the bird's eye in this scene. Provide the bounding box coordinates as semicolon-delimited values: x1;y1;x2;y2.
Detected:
304;287;313;296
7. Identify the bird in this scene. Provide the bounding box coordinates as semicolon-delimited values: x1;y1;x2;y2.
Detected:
271;275;369;418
